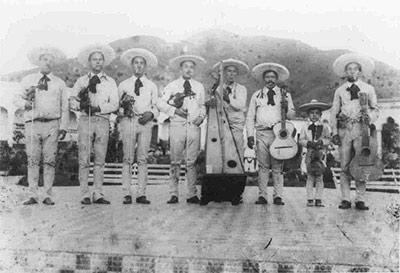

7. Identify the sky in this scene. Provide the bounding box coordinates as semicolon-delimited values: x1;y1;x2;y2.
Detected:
0;0;399;75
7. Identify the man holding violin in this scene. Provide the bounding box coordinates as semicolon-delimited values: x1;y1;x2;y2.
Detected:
331;53;379;210
118;48;159;205
157;54;206;204
13;46;69;206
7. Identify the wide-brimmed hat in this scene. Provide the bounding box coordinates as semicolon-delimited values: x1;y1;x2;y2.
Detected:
121;48;158;68
169;54;206;70
252;62;289;81
212;58;249;75
299;99;331;112
332;53;375;77
27;46;66;66
77;44;115;67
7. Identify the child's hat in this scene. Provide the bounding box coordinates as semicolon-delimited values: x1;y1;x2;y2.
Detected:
299;99;331;112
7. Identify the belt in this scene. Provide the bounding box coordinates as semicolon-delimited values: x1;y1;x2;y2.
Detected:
26;118;57;123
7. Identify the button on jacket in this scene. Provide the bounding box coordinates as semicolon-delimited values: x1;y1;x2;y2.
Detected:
70;72;119;118
330;80;379;135
246;85;295;137
118;75;159;118
157;77;206;123
13;72;69;130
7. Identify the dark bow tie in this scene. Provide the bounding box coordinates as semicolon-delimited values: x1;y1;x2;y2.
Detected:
38;74;50;91
134;78;143;96
88;75;101;93
225;86;232;94
183;80;192;96
346;84;360;100
308;123;323;140
267;88;276;105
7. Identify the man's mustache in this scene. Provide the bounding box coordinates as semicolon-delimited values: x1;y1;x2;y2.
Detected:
267;81;275;84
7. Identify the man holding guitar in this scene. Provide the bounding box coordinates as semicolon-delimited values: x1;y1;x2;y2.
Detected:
246;63;295;205
331;53;379;210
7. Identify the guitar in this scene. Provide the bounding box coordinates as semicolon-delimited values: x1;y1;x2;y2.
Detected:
270;87;298;160
349;92;383;181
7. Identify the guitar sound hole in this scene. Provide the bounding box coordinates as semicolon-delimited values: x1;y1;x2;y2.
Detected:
361;148;371;157
227;160;237;168
279;130;288;139
211;138;217;142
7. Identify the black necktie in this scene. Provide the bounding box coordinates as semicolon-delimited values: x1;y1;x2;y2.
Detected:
346;84;360;100
183;80;191;96
38;74;50;91
134;78;143;96
267;88;276;105
226;86;232;94
308;123;316;140
88;75;101;93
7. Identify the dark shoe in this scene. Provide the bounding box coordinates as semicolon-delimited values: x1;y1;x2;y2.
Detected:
231;196;241;206
136;196;150;204
187;196;200;204
81;197;91;205
43;197;55;206
338;200;351;209
315;199;324;207
355;201;369;210
307;199;314;207
23;197;38;205
167;195;179;204
93;197;110;204
273;197;285;205
255;196;268;205
123;195;132;204
199;197;209;206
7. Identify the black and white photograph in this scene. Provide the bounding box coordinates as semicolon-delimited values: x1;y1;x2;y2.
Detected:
0;0;399;272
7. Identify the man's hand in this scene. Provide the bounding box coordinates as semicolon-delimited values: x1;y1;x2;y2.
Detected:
138;111;154;125
205;97;217;107
332;134;341;146
281;99;288;113
58;129;67;141
361;113;371;124
247;136;255;149
223;93;230;103
91;106;100;114
25;101;33;111
193;116;203;127
175;108;188;119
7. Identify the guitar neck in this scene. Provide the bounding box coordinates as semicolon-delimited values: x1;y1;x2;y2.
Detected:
280;89;287;129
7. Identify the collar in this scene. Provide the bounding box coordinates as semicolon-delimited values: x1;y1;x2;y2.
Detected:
308;120;322;126
180;76;192;83
346;79;362;87
130;74;147;82
38;72;53;79
88;71;108;80
224;82;236;89
261;85;279;95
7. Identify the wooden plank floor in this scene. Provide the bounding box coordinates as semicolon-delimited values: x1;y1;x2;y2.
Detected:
0;176;398;272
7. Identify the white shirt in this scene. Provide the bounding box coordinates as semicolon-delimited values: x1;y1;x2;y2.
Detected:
157;77;206;123
118;75;159;118
13;72;69;130
217;82;247;130
330;80;379;135
70;72;119;118
246;85;295;137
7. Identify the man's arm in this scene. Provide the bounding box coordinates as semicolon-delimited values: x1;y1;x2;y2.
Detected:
229;85;247;111
245;93;257;138
59;82;69;131
330;88;341;135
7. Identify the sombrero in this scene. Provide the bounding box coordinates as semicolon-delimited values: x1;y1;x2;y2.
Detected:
169;54;206;70
121;48;158;68
332;53;375;77
27;46;66;66
77;44;115;67
299;99;331;112
252;62;289;81
212;58;249;75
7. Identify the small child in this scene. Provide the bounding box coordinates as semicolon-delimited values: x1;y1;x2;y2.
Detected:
299;99;331;207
